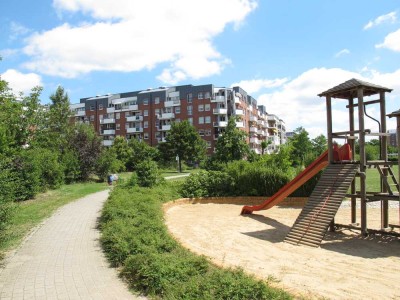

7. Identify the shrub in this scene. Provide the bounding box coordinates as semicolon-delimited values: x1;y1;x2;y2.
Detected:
95;148;123;182
61;149;81;184
179;170;210;197
136;160;160;187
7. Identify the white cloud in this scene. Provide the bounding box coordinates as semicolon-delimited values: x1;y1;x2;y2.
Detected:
253;67;400;138
0;48;19;58
23;0;258;83
376;28;400;52
363;11;397;30
334;49;350;58
230;78;288;94
9;22;31;40
1;69;43;95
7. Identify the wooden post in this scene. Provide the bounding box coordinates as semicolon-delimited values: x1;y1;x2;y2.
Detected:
326;96;333;163
349;97;357;224
380;91;389;228
358;88;367;235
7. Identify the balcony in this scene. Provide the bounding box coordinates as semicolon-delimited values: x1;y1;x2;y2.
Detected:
165;100;181;107
102;129;115;135
75;110;85;117
250;126;257;133
126;127;143;133
161;124;171;131
257;120;265;126
159;112;175;120
213;134;220;140
100;118;115;124
213;108;228;115
235;121;244;128
102;140;113;146
107;107;115;113
250;137;260;145
250;116;258;122
211;95;225;103
213;121;228;127
257;130;266;136
234;96;240;104
124;104;139;111
235;109;244;116
126;115;143;122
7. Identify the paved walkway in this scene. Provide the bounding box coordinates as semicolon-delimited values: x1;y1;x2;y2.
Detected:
0;190;143;300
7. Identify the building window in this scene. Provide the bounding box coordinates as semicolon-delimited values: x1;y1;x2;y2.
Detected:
175;118;180;123
187;93;192;103
188;117;193;125
154;97;160;104
175;107;180;114
205;116;211;124
98;104;103;110
205;104;210;111
144;121;148;128
187;105;193;115
90;115;94;121
143;99;149;105
204;92;210;99
206;141;212;148
198;92;203;99
144;133;149;139
116;124;120;130
206;129;211;136
199;117;204;124
90;105;95;111
116;113;120;119
144;110;148;116
198;104;204;112
199;129;204;136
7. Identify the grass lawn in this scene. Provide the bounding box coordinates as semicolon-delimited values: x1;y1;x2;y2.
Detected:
0;181;109;256
356;165;398;192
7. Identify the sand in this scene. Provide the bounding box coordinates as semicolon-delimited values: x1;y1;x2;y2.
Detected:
164;202;400;300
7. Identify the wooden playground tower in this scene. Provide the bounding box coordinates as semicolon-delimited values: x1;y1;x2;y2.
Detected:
318;78;400;236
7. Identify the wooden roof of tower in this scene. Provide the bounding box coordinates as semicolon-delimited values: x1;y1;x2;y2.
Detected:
387;109;400;118
318;78;392;99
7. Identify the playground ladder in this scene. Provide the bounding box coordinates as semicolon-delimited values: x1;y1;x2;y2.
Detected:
376;165;399;195
285;164;359;247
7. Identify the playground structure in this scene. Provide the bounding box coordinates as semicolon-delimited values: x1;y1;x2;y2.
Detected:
242;79;400;247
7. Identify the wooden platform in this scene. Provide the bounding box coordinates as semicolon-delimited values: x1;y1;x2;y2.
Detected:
285;164;359;247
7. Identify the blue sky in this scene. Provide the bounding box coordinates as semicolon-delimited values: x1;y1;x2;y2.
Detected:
1;0;399;137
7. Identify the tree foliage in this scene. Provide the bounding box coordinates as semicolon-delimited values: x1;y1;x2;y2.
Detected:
288;127;313;167
164;120;206;172
214;117;250;163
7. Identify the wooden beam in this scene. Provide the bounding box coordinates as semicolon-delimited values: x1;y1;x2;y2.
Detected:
346;99;381;108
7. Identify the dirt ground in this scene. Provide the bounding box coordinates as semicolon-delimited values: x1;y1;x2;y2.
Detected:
164;202;400;300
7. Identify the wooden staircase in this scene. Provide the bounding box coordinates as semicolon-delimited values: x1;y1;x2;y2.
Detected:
376;164;399;195
285;164;359;247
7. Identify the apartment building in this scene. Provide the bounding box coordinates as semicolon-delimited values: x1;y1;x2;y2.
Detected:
70;84;286;154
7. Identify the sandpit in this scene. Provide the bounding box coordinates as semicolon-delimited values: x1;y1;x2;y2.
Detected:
164;201;400;300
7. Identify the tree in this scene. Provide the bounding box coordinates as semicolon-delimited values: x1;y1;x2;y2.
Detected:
127;138;158;170
164;120;207;172
311;134;327;156
67;123;102;181
111;136;132;171
288;127;313;167
260;140;271;155
214;117;250;163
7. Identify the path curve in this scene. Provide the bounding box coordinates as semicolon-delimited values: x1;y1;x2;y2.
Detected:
0;190;143;300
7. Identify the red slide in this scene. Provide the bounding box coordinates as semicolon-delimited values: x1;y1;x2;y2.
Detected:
241;150;329;214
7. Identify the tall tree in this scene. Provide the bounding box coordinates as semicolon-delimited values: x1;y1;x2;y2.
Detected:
311;134;327;156
111;136;133;171
288;127;313;167
127;138;158;170
164;120;206;172
214;117;250;163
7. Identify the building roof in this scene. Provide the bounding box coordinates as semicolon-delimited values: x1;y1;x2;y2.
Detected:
387;109;400;118
318;78;392;99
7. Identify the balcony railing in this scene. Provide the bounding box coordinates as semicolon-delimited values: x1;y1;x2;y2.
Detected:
100;118;116;124
164;100;181;107
102;129;115;135
126;115;143;122
250;116;258;122
161;124;172;131
250;126;257;133
235;109;244;116
234;96;240;104
235;121;244;128
213;121;228;127
213;108;228;115
126;127;143;133
159;112;175;119
107;107;115;113
75;110;85;116
102;140;114;146
250;137;260;145
211;95;225;103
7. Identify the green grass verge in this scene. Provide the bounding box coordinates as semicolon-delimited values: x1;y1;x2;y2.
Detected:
0;181;109;255
100;182;292;299
353;165;398;193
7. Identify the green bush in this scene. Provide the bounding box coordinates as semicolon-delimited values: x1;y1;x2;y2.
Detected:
61;149;81;184
179;170;210;197
100;183;292;299
136;160;160;187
